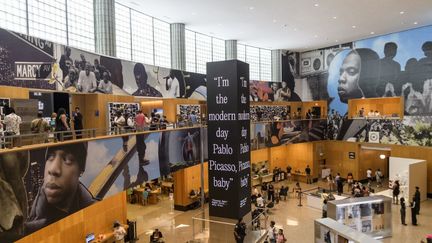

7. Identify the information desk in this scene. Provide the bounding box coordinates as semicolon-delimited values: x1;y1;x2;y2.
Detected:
292;172;308;183
261;173;274;184
327;195;392;239
315;218;381;243
133;188;161;205
306;192;347;210
89;224;129;243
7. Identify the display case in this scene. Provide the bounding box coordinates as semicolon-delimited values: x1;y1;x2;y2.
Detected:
315;218;381;243
327;195;392;239
348;97;404;119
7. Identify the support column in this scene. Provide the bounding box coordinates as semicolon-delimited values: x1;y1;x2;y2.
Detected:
225;40;237;60
94;0;116;56
271;49;283;82
170;23;186;70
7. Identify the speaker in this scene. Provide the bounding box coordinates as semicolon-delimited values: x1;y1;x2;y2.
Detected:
300;50;324;76
368;131;380;143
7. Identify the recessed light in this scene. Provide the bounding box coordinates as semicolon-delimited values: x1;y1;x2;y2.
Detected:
352;25;356;29
400;11;405;15
332;16;337;19
414;21;418;25
273;19;277;23
249;6;254;10
293;28;297;31
370;31;375;35
335;40;339;42
314;35;318;38
314;3;319;7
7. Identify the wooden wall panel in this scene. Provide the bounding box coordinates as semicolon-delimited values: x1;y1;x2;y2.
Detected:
17;191;126;243
173;162;208;207
358;149;390;181
0;85;29;99
324;141;360;180
251;148;270;164
285;143;314;174
269;145;287;170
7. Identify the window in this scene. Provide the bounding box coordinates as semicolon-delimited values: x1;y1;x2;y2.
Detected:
195;33;212;74
185;30;226;73
260;49;272;81
0;0;27;34
130;10;153;65
185;30;196;72
28;0;67;44
237;43;272;81
153;19;171;68
212;38;225;62
246;46;260;80
115;3;131;60
237;44;246;62
67;0;95;52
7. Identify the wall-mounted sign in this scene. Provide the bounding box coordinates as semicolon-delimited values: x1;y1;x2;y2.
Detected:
349;152;355;159
207;60;251;219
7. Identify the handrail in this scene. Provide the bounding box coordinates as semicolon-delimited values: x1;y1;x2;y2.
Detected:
0;122;207;151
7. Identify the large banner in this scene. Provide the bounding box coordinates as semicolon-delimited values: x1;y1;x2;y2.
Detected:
0;128;204;242
53;44;207;99
0;29;55;90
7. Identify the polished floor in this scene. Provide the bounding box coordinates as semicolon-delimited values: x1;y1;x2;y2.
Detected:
127;180;432;243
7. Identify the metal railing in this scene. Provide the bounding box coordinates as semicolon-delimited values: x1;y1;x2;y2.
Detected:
0;122;205;150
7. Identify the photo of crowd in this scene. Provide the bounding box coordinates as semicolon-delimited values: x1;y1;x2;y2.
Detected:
107;102;140;131
177;104;201;124
250;105;289;122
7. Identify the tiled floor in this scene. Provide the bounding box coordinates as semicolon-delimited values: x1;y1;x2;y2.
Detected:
127;180;432;243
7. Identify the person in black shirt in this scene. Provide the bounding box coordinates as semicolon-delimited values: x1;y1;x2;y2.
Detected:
400;197;407;225
414;186;420;215
410;196;418;226
150;228;163;242
268;183;275;202
305;165;312;184
234;218;246;243
73;107;83;139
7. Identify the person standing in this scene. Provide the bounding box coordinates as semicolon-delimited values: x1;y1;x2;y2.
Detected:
276;229;287;243
336;173;343;195
98;71;113;94
55;108;71;141
135;110;145;132
366;168;373;186
113;221;127;243
346;172;354;192
392;180;400;204
322;199;328;218
188;111;198;126
113;111;126;134
305;165;312;184
73;107;83;139
3;107;22;147
414;186;421;215
268;183;275;202
375;169;383;187
410;196;418;226
267;220;277;243
31;112;49;143
286;165;292;182
234;218;246;243
400;197;407;226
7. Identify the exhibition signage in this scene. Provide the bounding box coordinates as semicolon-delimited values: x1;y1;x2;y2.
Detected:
206;60;251;219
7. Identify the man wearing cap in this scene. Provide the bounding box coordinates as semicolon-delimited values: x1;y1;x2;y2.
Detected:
25;143;96;234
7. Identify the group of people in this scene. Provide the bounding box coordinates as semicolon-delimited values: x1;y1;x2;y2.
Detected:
59;47;113;94
112;110;169;133
0;106;84;147
234;219;287;243
358;108;382;118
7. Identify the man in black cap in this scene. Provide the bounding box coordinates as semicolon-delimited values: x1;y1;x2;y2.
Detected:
25;142;96;234
414;186;420;215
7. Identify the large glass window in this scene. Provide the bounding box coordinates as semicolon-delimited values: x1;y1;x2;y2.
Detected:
185;30;196;72
212;38;225;62
237;43;272;81
115;3;131;60
260;49;272;81
0;0;27;34
28;0;67;45
153;19;171;68
67;0;95;52
185;30;226;73
130;10;153;65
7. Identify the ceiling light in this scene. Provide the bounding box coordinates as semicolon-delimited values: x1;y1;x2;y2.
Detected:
314;3;319;7
352;25;356;29
273;19;277;23
414;21;418;25
249;6;254;10
335;40;338;42
370;31;375;34
314;35;318;38
400;11;405;15
379;154;386;159
332;16;337;19
293;28;297;31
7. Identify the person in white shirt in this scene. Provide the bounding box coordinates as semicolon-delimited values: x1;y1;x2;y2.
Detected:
164;70;181;98
77;63;97;93
267;221;276;243
113;221;127;243
367;110;375;117
4;108;22;135
98;71;113;94
113;111;126;134
375;169;383;187
256;194;265;208
374;110;381;117
367;168;373;185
